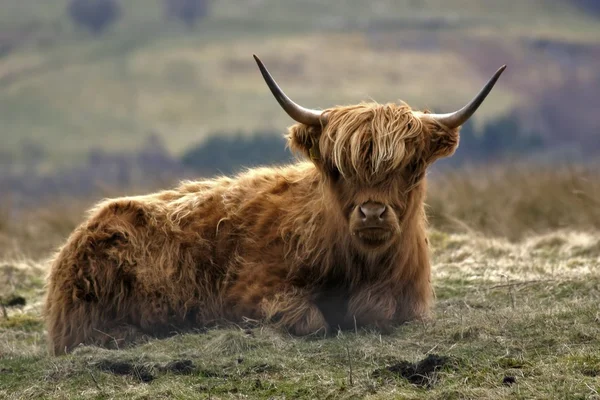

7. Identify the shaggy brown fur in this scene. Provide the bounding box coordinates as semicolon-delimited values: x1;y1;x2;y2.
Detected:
44;102;460;355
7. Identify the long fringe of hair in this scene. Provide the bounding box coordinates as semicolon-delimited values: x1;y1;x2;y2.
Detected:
320;102;424;184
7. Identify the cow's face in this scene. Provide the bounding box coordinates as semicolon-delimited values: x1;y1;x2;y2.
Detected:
287;104;459;251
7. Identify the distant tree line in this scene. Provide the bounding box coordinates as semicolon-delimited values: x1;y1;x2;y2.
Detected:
68;0;210;35
68;0;121;34
450;114;545;164
0;134;187;207
181;131;294;176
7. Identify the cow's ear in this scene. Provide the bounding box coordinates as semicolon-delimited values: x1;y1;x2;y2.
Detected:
287;123;323;162
420;118;460;164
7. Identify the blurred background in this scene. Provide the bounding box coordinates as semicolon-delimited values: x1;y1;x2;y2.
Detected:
0;0;599;257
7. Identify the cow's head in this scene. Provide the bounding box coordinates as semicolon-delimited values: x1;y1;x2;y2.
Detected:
254;55;505;252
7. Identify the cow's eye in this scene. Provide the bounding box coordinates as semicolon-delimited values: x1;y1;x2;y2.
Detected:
328;164;341;182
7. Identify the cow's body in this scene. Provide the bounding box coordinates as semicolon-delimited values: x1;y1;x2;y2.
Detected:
45;161;431;355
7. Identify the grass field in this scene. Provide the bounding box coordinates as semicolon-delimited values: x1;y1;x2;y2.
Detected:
1;0;599;168
1;230;599;399
1;166;599;399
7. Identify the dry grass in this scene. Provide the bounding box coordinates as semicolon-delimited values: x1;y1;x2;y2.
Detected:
427;164;600;240
1;164;599;399
0;202;87;260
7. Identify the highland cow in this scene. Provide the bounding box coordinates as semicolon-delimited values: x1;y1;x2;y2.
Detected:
44;55;505;354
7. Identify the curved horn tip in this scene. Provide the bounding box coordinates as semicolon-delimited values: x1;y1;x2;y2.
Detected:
486;65;507;85
252;53;324;126
490;65;507;82
428;64;508;129
253;54;264;68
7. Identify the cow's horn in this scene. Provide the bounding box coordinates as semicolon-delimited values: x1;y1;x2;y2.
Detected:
254;55;326;126
429;65;507;129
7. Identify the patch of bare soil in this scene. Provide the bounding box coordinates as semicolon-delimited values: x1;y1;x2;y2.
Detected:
372;354;459;387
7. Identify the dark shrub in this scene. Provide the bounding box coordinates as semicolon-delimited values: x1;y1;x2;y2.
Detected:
68;0;121;35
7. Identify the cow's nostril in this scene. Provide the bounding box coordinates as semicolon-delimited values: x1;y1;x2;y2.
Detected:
359;203;386;220
358;207;367;219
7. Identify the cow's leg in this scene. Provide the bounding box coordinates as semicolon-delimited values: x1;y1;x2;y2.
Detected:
226;257;329;335
227;280;328;336
261;288;329;335
392;282;432;323
347;282;432;330
346;285;397;330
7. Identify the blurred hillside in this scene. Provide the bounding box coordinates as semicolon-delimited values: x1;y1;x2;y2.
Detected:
0;0;599;172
